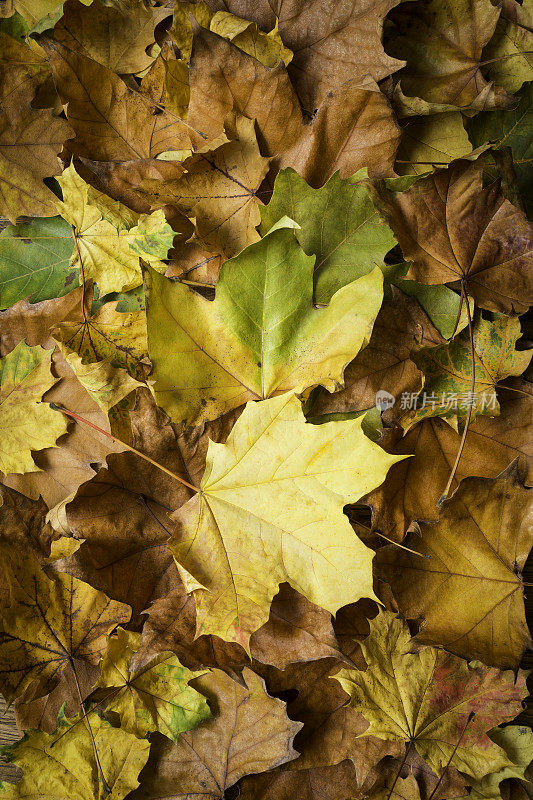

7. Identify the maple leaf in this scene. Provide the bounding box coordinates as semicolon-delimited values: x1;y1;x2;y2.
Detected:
386;0;516;110
41;39;193;161
55;345;142;417
0;32;50;110
482;0;533;94
55;164;174;295
55;0;170;74
51;289;147;376
0;341;68;475
205;0;404;112
368;773;422;800
376;462;533;669
0;217;78;310
469;726;533;799
169;392;402;648
128;668;301;800
335;610;527;780
365;379;533;540
278;77;401;185
1;709;150;800
381;160;533;314
146;227;383;425
91;627;211;742
0;551;130;705
402;315;532;430
139;115;269;258
260;168;397;304
187;25;303;157
237;761;361;800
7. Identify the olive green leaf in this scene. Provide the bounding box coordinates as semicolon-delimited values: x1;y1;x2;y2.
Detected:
260;168;396;304
0;217;78;310
483;0;533;93
468;82;533;218
146;224;384;426
0;341;69;475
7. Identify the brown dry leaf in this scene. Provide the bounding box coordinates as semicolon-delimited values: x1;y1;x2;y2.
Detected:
365;380;533;540
55;0;170;74
0;486;55;607
130;668;302;800
237;760;362;800
0;288;82;357
381;160;533;313
376;462;533;669
277;77;401;186
307;289;445;424
0;550;130;705
134;584;248;676
373;748;468;800
14;659;99;734
207;0;404;112
0;97;73;223
249;583;348;670
41;39;193;161
187;24;304;156
386;0;516;110
57;390;239;622
139;115;269;256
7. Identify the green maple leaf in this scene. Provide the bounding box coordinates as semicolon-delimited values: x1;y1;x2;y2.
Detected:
0;216;78;310
169;392;403;649
260;168;397;304
146;222;383;425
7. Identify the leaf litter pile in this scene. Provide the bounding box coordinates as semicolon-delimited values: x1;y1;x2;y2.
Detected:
0;0;533;798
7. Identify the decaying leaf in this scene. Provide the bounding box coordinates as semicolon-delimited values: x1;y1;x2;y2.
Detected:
386;0;516;110
55;164;175;295
376;462;533;668
169;392;402;648
403;315;532;429
0;551;130;704
336;610;528;779
129;668;301;800
381;161;533;314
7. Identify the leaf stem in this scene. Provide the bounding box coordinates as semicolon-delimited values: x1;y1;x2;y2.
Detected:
386;740;412;800
374;531;431;558
71;662;111;795
426;712;475;800
438;282;475;506
49;403;200;493
71;226;88;323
